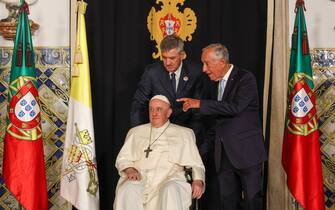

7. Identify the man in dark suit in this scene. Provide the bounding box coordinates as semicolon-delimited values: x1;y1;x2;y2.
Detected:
178;43;267;210
130;35;205;147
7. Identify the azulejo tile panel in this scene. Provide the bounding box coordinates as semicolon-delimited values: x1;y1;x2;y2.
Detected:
313;49;335;210
0;47;70;210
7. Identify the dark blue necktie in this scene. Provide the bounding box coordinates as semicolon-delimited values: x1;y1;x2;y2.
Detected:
170;73;176;93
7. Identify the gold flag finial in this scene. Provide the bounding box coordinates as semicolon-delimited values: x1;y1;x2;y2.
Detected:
72;1;88;77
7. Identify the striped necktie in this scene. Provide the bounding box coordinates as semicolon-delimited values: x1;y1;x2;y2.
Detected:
218;79;226;101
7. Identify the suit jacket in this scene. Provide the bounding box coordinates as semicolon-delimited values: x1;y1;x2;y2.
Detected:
200;66;267;171
130;61;206;143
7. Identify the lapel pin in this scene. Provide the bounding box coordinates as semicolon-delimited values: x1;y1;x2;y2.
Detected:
183;76;189;81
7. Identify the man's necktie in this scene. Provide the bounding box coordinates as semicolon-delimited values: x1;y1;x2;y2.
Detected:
170;73;176;93
218;79;226;101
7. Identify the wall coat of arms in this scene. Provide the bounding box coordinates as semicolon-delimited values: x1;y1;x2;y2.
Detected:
147;0;197;59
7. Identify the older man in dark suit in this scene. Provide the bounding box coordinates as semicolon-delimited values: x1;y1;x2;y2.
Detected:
178;43;267;210
130;35;206;148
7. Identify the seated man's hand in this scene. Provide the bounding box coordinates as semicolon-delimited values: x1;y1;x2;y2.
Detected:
191;180;204;199
124;167;141;181
176;98;200;112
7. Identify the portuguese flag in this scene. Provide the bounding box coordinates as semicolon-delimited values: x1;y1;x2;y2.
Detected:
282;1;325;210
2;1;48;210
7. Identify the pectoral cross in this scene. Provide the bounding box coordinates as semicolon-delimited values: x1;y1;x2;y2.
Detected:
144;146;153;158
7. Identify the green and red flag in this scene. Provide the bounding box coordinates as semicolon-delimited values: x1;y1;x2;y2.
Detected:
2;1;48;210
282;0;325;210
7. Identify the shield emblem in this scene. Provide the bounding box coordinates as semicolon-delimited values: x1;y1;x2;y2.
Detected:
288;78;316;125
291;88;313;118
8;81;41;129
15;91;40;122
160;14;181;36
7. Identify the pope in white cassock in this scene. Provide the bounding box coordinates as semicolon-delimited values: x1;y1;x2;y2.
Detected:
114;95;205;210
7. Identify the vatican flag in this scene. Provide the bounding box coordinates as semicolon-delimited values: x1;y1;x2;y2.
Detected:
60;1;99;210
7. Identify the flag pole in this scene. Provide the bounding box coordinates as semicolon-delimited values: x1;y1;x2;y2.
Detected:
294;200;299;210
67;202;73;210
18;203;24;210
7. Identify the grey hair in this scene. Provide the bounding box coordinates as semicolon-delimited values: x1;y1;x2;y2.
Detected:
160;35;184;53
202;43;229;62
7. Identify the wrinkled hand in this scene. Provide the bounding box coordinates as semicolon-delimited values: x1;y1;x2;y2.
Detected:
124;167;141;181
177;98;200;112
191;180;204;199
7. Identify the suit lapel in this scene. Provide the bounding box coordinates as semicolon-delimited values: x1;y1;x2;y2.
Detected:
222;67;238;100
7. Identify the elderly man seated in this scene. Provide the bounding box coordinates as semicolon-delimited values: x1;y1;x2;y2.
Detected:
113;95;205;210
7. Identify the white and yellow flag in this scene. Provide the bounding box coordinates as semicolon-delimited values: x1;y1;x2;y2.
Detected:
61;1;99;210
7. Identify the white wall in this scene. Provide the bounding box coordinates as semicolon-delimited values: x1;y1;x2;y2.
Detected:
289;0;335;48
0;0;69;46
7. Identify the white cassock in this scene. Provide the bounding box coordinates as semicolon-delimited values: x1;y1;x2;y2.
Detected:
113;120;205;210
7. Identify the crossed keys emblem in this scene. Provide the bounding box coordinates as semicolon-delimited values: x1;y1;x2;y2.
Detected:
63;123;98;196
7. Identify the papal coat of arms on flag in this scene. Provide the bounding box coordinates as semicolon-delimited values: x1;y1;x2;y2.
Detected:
147;0;197;59
62;123;98;196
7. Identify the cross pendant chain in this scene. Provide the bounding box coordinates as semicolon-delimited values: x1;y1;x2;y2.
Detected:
144;122;170;158
144;146;153;158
